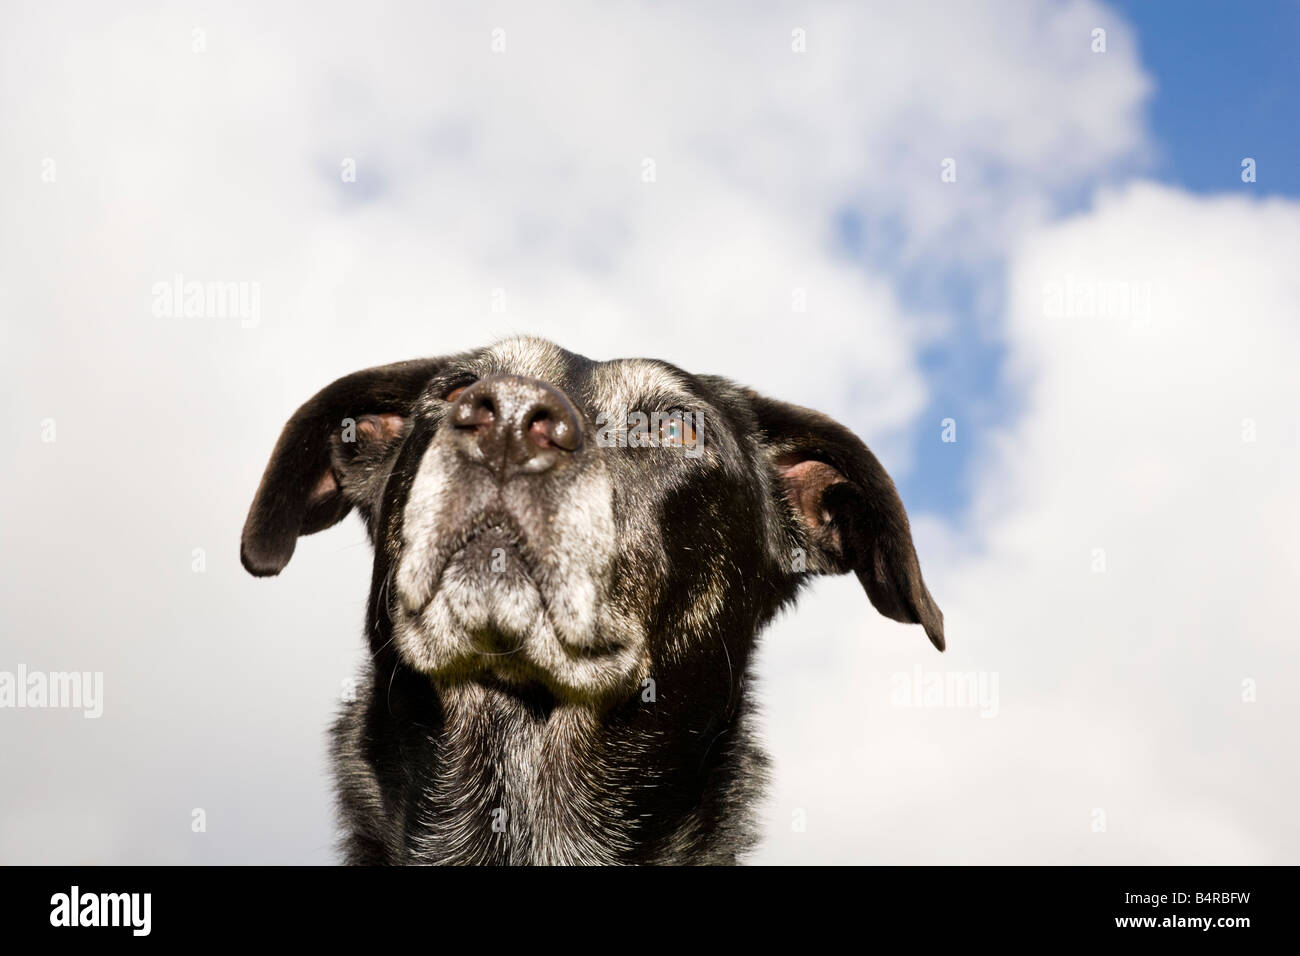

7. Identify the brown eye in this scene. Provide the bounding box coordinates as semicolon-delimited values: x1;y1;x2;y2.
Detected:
658;415;697;448
445;384;471;403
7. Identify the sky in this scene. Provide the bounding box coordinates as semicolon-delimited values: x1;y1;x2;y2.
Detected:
1114;0;1300;198
1;1;1297;864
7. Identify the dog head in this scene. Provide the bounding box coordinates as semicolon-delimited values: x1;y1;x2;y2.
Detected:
242;336;943;707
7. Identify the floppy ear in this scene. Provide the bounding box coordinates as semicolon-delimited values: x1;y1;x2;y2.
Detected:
749;391;945;651
241;358;444;577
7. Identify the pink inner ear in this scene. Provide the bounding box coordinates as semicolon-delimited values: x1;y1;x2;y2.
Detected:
777;456;845;528
357;413;406;443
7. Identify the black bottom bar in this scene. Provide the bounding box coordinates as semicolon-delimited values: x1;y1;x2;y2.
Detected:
1;865;1283;942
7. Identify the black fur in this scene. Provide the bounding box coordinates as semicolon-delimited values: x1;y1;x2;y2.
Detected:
242;338;943;864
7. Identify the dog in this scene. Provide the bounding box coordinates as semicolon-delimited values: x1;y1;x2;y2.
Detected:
241;336;943;864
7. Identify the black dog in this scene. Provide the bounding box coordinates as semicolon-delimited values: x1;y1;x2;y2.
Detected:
242;337;943;864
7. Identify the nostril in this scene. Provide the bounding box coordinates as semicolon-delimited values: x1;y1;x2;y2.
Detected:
526;405;580;451
528;415;554;449
453;394;495;428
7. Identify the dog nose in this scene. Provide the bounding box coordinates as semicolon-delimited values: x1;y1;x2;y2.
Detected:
449;374;582;476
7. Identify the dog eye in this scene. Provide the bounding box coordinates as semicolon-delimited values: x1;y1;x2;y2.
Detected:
445;383;474;402
658;415;697;448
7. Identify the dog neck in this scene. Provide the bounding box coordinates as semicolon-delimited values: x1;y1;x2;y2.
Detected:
337;661;766;865
412;683;637;865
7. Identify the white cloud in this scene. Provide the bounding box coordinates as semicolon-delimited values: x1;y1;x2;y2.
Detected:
757;183;1300;863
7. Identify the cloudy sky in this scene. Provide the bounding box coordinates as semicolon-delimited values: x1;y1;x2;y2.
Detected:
1;0;1296;864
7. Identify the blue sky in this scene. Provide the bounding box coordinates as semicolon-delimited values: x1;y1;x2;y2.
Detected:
1117;0;1300;199
900;1;1299;520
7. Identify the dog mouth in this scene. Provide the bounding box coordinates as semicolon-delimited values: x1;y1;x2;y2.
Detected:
397;510;536;616
452;521;526;569
447;509;527;557
392;496;643;705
